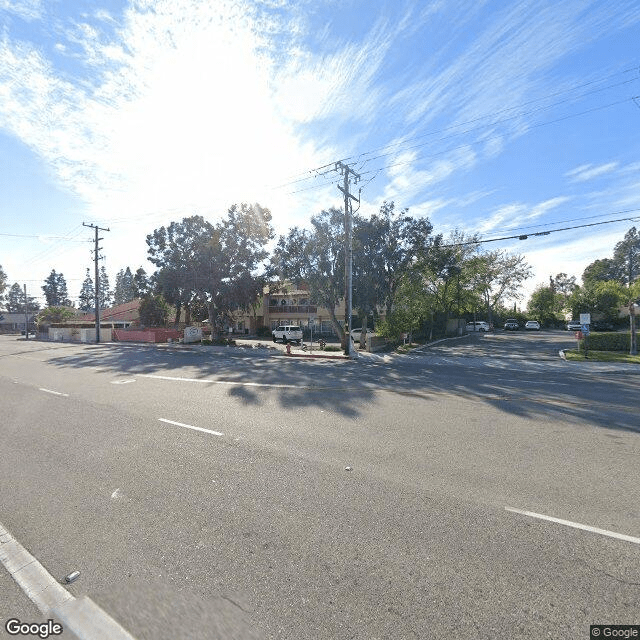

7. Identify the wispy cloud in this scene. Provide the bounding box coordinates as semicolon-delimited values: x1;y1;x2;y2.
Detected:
0;0;42;21
565;162;619;182
394;1;640;142
477;196;571;234
0;0;348;228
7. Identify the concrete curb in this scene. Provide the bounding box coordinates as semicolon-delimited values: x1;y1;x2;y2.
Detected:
0;521;136;640
285;352;350;360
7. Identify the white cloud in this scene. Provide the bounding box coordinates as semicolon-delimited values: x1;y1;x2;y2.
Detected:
565;162;619;182
0;0;344;233
0;0;42;21
477;196;571;234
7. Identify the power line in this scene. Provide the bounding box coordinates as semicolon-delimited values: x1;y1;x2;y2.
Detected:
272;64;640;189
355;96;638;181
437;210;640;248
0;232;88;240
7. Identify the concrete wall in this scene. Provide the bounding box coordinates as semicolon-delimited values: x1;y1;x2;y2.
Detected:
113;329;181;343
366;336;389;353
49;327;112;342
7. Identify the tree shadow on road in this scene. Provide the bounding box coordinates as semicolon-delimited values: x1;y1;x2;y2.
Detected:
37;339;640;432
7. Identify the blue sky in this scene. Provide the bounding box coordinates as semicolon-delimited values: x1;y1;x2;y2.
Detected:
1;0;640;309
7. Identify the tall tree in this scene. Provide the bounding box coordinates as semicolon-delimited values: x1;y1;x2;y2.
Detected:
147;205;273;331
99;266;111;308
113;267;135;306
582;258;617;286
270;207;346;340
133;267;150;298
552;272;577;297
7;283;24;313
353;201;434;318
468;250;532;326
6;283;39;313
147;215;216;325
568;280;627;322
139;294;170;326
0;264;7;307
78;269;94;312
42;270;71;307
527;284;563;326
201;203;273;332
612;226;640;286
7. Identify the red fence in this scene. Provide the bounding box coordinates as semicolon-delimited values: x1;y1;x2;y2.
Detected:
113;329;181;343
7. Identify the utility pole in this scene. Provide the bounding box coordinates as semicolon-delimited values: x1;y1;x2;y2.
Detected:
24;284;29;340
83;222;110;343
630;306;637;355
335;161;360;357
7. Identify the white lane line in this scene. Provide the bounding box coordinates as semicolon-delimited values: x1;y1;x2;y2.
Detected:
144;374;298;388
110;379;136;385
158;418;224;437
142;373;355;390
39;388;69;397
505;507;640;545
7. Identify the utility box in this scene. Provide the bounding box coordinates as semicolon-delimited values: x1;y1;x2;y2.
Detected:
183;326;203;344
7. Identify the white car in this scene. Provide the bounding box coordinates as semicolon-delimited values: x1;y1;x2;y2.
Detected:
466;321;490;333
272;325;303;344
525;320;540;330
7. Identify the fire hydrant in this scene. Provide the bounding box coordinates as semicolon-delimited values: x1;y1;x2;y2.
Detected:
286;343;291;355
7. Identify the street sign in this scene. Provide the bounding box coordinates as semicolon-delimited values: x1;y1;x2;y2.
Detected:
581;325;590;336
580;313;591;325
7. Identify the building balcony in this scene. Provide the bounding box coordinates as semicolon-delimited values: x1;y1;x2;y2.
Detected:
268;305;317;315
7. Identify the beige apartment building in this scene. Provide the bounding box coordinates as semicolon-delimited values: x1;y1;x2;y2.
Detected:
236;283;352;336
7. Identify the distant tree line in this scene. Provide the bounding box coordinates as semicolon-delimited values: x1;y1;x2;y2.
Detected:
527;226;640;326
19;206;639;340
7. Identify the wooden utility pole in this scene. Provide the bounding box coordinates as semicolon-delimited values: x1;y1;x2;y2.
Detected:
335;161;360;357
24;284;29;340
83;222;110;343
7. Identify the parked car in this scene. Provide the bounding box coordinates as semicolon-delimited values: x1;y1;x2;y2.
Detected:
272;325;303;344
350;328;362;342
524;320;540;330
504;319;519;331
466;321;490;333
566;320;583;331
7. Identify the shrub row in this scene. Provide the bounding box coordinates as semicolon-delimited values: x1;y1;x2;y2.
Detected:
201;338;237;346
579;332;630;352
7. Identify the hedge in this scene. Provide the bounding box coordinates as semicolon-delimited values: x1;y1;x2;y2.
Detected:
579;332;630;352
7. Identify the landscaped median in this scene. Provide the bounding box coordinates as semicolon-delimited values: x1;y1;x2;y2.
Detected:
563;331;639;364
562;350;640;364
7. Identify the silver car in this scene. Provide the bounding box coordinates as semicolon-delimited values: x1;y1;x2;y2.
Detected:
466;321;490;332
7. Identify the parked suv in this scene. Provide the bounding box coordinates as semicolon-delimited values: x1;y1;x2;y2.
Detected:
504;319;519;331
466;321;490;333
566;320;582;331
272;325;303;344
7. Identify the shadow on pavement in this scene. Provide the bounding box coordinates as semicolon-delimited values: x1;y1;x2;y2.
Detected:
17;335;640;433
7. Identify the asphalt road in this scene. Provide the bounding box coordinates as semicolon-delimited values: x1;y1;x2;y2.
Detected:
1;332;639;639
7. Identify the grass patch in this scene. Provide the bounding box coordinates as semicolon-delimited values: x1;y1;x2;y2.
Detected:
564;349;640;364
395;342;425;354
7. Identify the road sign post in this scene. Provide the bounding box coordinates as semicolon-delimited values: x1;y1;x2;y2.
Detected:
581;324;590;358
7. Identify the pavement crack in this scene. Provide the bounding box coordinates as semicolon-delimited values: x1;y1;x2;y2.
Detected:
578;558;640;586
220;594;250;614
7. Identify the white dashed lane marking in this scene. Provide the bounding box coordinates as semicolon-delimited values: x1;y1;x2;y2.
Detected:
158;418;224;437
39;388;69;397
506;507;640;545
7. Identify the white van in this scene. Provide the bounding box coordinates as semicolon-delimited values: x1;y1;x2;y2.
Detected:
272;325;303;344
